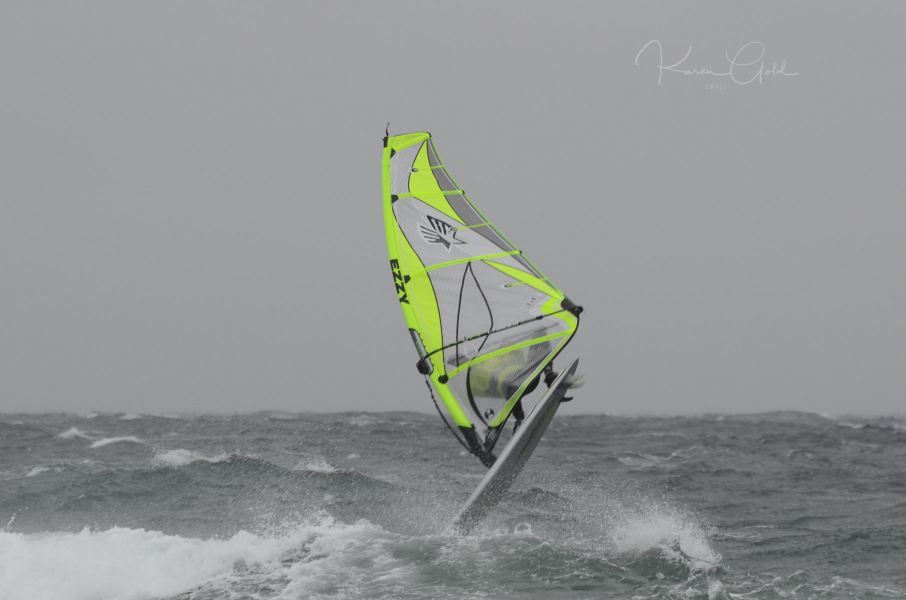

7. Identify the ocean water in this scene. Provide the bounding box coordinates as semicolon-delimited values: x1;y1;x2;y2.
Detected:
1;411;905;600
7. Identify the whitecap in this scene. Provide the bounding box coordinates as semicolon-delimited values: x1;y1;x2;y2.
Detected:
617;452;666;467
0;515;398;600
89;436;144;449
0;525;310;600
153;449;229;467
297;458;337;473
266;412;301;421
57;427;92;440
25;466;50;477
119;413;143;421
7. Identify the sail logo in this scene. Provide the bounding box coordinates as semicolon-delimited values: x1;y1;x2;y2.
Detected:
389;259;410;304
419;215;465;251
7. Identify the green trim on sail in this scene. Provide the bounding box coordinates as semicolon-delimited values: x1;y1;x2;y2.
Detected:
383;135;471;428
446;330;572;380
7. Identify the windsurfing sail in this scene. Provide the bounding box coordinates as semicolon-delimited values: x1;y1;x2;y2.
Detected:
382;129;582;465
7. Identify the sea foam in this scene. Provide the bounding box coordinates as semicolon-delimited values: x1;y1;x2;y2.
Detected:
0;526;303;600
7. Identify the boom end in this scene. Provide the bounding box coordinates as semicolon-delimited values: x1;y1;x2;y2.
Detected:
561;297;584;316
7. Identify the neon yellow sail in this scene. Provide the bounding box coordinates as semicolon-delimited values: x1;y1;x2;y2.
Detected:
382;130;582;463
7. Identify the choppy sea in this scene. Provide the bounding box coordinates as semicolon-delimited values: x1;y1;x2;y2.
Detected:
1;411;905;599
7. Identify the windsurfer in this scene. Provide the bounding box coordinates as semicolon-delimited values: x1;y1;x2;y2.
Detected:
511;363;585;431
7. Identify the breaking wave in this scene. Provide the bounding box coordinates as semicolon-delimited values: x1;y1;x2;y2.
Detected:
0;524;308;600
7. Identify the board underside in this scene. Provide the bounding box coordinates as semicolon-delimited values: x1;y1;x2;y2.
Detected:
451;358;579;534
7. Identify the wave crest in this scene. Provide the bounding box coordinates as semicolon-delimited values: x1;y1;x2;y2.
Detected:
89;437;145;449
57;427;91;440
153;449;230;467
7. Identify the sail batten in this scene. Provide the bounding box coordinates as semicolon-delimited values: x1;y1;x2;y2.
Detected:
419;251;521;274
383;131;581;455
446;330;573;380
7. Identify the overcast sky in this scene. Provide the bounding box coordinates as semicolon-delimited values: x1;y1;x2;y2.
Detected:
2;2;904;415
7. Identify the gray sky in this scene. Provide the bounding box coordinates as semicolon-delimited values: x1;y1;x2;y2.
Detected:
2;2;904;415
